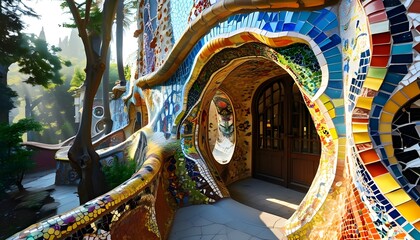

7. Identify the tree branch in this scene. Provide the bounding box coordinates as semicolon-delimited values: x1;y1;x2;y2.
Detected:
100;0;118;60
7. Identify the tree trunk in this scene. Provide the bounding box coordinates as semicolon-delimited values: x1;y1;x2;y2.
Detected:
0;65;10;123
66;0;118;205
68;61;108;204
116;0;126;86
102;50;113;134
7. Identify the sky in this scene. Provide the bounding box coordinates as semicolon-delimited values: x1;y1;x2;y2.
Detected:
21;0;138;62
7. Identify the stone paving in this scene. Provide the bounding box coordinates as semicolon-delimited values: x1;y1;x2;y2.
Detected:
169;178;305;240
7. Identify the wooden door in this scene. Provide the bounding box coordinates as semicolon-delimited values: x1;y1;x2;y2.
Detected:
253;77;320;192
289;83;320;191
253;78;287;185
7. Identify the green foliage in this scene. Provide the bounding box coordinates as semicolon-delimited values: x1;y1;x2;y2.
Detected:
0;118;42;196
17;34;65;87
69;67;86;92
102;158;136;189
124;65;131;81
0;83;18;117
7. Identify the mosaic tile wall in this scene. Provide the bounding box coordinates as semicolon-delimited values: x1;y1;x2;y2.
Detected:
11;0;420;239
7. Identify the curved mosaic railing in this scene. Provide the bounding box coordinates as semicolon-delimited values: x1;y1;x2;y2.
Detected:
348;0;420;239
9;132;163;240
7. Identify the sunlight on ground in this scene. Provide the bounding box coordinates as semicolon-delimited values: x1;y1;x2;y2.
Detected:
266;198;299;210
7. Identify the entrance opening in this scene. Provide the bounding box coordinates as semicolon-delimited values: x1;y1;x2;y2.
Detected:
253;75;320;192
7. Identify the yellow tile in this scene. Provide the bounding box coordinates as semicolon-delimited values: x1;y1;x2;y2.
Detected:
396;201;420;223
379;123;392;133
338;137;346;146
354;132;371;143
324;101;334;111
380;134;392;144
374;173;401;194
330;128;338;139
384;144;395;158
401;82;420;98
380;112;393;123
353;124;368;133
328;108;336;118
385;189;411;206
383;101;400;114
388;156;398;165
363;77;384;91
319;94;330;104
356;97;373;110
391;91;408;106
332;99;344;107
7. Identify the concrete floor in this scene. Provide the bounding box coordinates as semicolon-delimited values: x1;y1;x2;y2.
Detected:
169;178;306;240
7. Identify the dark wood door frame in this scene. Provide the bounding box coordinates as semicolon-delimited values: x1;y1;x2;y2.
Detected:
252;75;320;192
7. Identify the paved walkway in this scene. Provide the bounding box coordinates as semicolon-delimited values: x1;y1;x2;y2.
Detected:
23;170;79;214
169;178;306;240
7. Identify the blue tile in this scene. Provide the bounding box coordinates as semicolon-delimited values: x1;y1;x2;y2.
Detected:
314;32;328;44
373;92;390;106
283;23;296;31
263;22;273;32
394;216;406;225
390;165;400;175
328;80;342;88
285;11;293;22
329;72;342;80
324;47;341;58
325;11;336;22
389;12;408;25
409;229;420;240
397;176;408;186
390;21;410;34
325;88;342;99
335;124;346;135
386;4;406;18
380;82;396;94
326;54;342;64
403;223;413;233
391;54;413;64
324;19;338;31
291;12;299;23
294;21;305;32
308;27;321;38
384;72;404;84
299;11;311;21
328;62;342;72
316;19;331;31
312;9;329;25
392;31;413;44
257;12;266;21
332;116;345;125
307;11;321;23
388;65;408;74
335;107;344;116
384;0;402;8
279;11;286;21
275;20;285;32
370;118;379;132
299;22;313;35
391;43;412;55
372;135;381;145
320;34;341;51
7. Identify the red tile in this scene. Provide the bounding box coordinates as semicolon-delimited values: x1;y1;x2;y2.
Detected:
370;56;390;67
368;11;388;24
364;0;385;15
415;43;420;53
408;1;420;13
372;32;391;45
366;161;388;177
372;44;391;56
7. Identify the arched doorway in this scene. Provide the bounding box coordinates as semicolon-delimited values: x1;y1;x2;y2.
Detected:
253;75;320;192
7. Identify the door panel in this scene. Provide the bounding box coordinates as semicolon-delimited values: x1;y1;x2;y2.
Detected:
253;76;320;192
